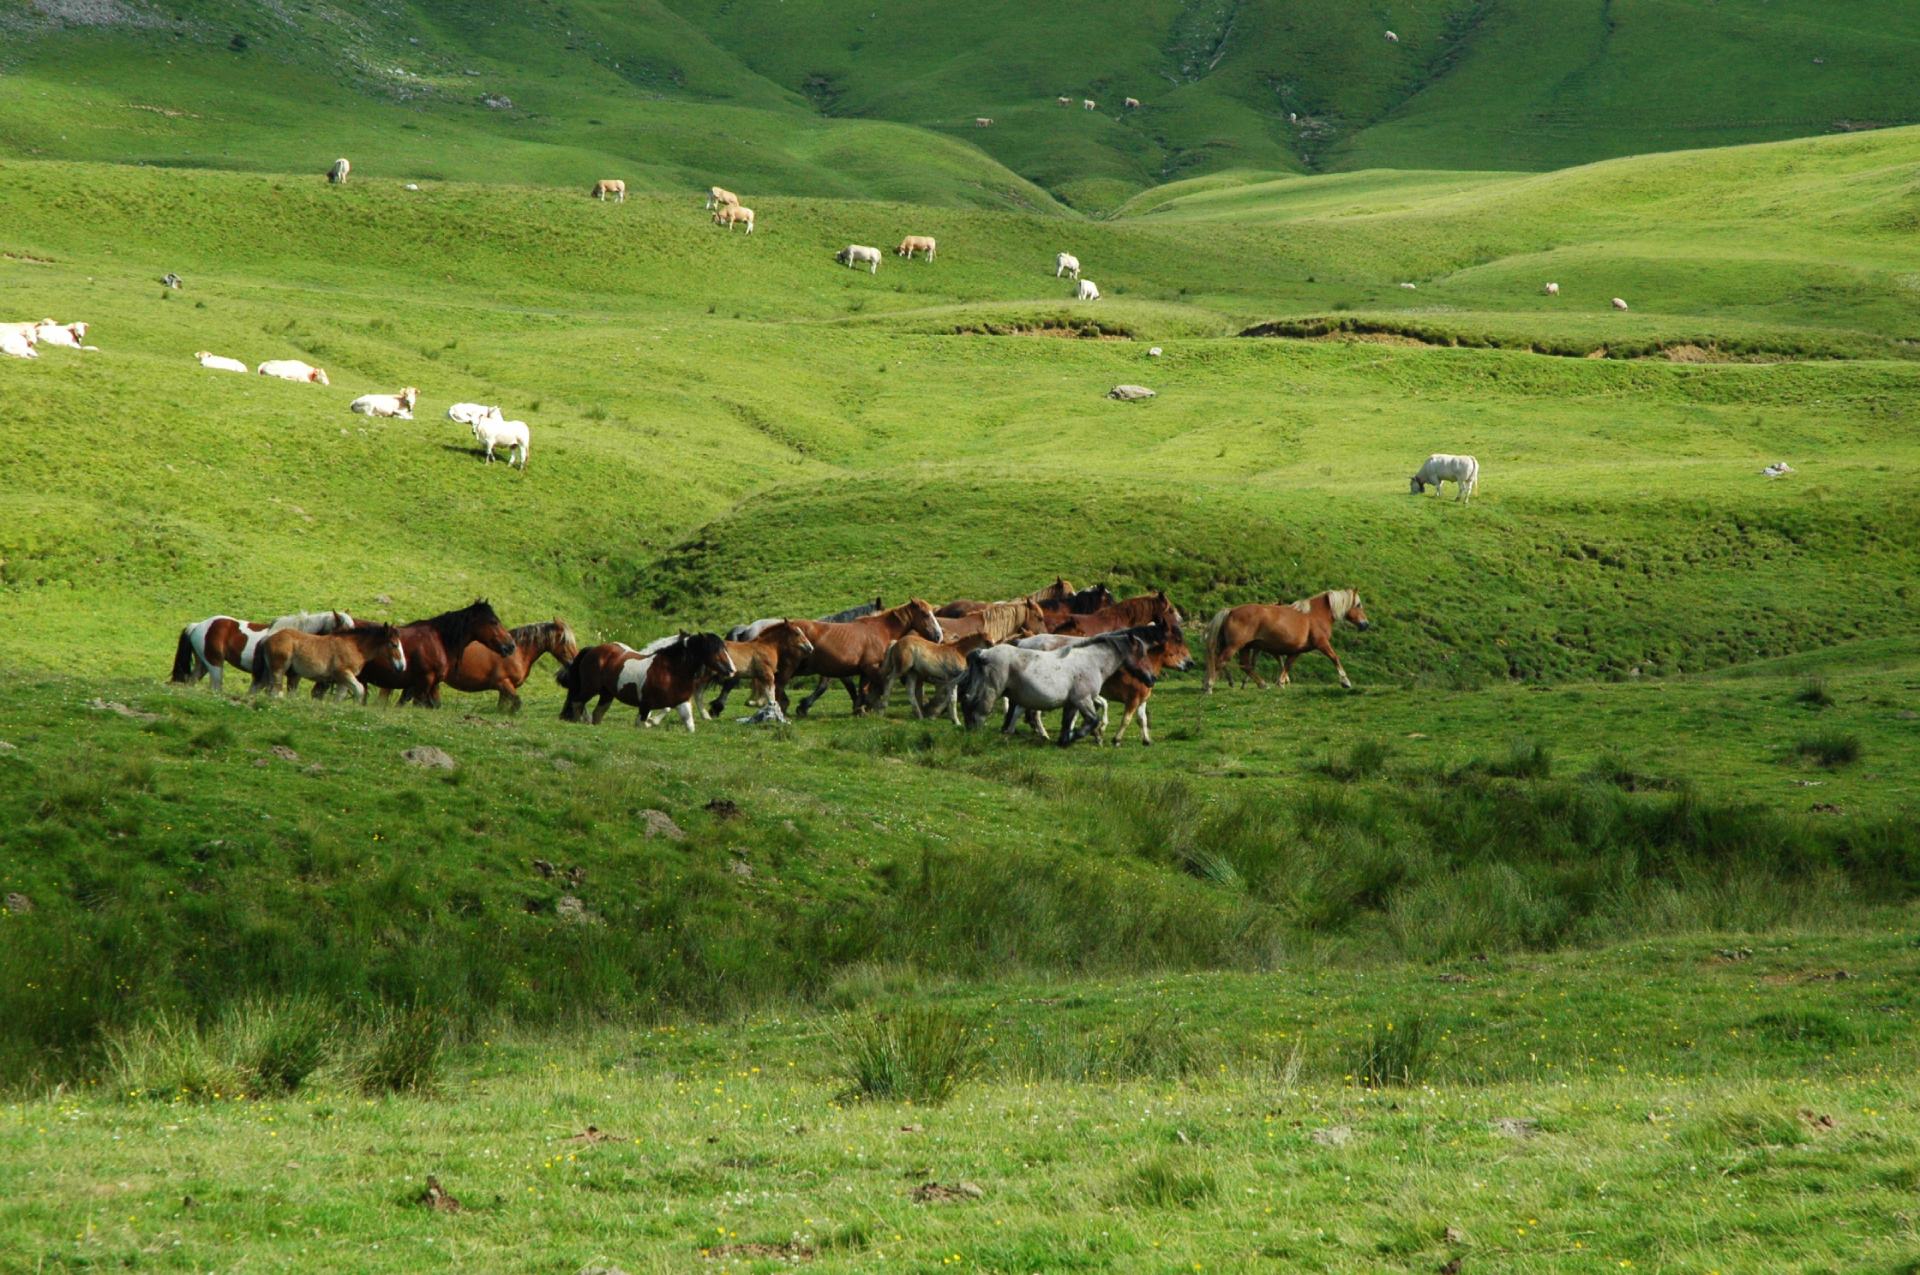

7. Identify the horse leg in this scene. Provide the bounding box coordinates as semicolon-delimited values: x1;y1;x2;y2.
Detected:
591;692;613;725
1000;699;1021;736
843;677;867;715
1279;653;1298;687
1055;703;1076;746
1318;640;1353;689
1136;700;1152;746
794;675;834;717
944;681;962;726
341;673;366;704
677;701;697;733
707;675;740;719
1027;708;1049;740
206;659;222;692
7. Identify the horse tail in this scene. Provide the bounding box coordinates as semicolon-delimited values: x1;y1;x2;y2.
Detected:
170;628;196;683
1202;608;1231;685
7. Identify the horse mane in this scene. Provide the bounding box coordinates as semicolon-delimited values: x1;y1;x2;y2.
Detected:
1289;589;1359;616
512;620;574;652
977;600;1036;644
411;598;501;649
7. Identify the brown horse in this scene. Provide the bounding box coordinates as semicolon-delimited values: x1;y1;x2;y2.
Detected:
558;633;735;729
399;619;578;712
929;599;1048;644
706;621;816;719
935;578;1078;618
1202;589;1370;692
256;625;407;703
867;631;995;721
788;599;945;716
1053;589;1183;636
171;610;355;690
351;600;518;707
1102;621;1193;746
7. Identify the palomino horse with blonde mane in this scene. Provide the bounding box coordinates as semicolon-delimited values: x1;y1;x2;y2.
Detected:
387;619;577;711
788;599;944;716
1202;589;1370;692
927;599;1048;644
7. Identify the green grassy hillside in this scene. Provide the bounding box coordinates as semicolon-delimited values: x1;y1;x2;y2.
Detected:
5;0;1919;209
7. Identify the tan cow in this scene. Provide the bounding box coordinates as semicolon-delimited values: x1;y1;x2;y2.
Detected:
1056;96;1071;106
896;235;936;262
713;205;755;233
592;179;625;203
974;116;994;127
706;185;739;210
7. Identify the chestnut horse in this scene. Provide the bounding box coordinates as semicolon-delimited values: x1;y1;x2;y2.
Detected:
928;599;1047;644
1053;589;1183;636
935;578;1078;618
391;619;577;711
349;600;517;707
788;598;944;716
171;610;355;690
1202;589;1370;692
557;633;735;729
1101;621;1193;746
866;631;995;721
706;621;816;719
256;625;407;703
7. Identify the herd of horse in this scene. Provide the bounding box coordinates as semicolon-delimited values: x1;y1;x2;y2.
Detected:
166;581;1370;747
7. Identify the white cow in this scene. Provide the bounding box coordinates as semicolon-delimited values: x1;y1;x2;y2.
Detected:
1612;297;1630;310
473;416;530;468
33;320;88;348
327;158;350;184
1124;97;1142;109
713;205;754;233
836;244;882;274
1074;279;1100;301
1055;252;1081;279
350;387;419;418
1410;453;1480;504
1544;282;1560;296
0;329;36;359
1384;30;1399;42
705;185;739;210
195;351;249;373
258;359;329;385
1082;99;1097;111
447;402;503;426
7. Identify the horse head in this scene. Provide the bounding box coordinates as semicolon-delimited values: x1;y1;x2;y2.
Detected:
373;626;407;673
1340;592;1371;631
687;632;735;681
463;599;516;656
904;598;943;643
1118;634;1156;686
1159;622;1194;672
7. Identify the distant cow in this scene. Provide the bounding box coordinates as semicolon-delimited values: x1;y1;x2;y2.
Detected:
1410;453;1479;503
447;402;503;426
33;320;89;348
1057;96;1071;106
472;416;530;468
1544;282;1560;296
327;158;350;184
713;205;755;233
1082;99;1097;111
896;235;936;261
1611;297;1630;310
258;359;329;385
1055;252;1081;279
706;185;739;210
592;179;626;202
350;387;419;419
1384;30;1399;42
975;117;994;127
1124;97;1141;109
1074;279;1100;301
837;244;883;274
195;351;248;373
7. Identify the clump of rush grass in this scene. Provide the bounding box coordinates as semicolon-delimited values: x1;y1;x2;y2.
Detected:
1487;737;1553;780
1794;733;1861;767
1794;673;1834;708
1110;1151;1220;1209
1347;1014;1432;1088
354;1006;446;1096
831;1005;982;1105
1323;738;1391;782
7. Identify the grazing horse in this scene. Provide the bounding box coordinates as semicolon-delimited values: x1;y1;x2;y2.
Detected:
351;600;517;708
787;599;945;716
256;625;406;703
928;599;1047;644
557;634;735;729
171;610;356;690
1053;589;1182;636
706;621;815;719
959;632;1155;746
406;619;578;712
868;631;993;722
1202;589;1370;692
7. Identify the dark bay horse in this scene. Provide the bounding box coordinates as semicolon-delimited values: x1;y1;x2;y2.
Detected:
788;598;944;715
409;618;577;712
352;600;517;708
935;577;1079;618
1202;589;1370;692
558;633;735;729
1053;589;1182;637
256;625;406;703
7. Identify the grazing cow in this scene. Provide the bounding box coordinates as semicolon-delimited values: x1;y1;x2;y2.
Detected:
447;402;503;426
327;158;350;184
557;634;735;729
592;179;625;202
1057;96;1071;106
896;235;936;261
1074;279;1100;301
33;320;88;348
258;359;329;385
350;387;419;419
836;244;883;274
1203;590;1370;693
0;329;35;359
1612;297;1630;310
1384;30;1399;42
472;416;530;468
975;117;994;127
1409;453;1479;503
1054;252;1081;279
1082;99;1096;111
1544;282;1560;296
1124;97;1141;109
195;351;248;373
713;205;755;233
705;185;740;210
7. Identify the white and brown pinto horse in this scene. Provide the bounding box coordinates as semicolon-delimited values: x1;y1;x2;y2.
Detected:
256;625;406;703
558;633;735;729
1202;589;1371;692
171;610;356;690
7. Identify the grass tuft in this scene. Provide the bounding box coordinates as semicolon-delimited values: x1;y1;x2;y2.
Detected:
1348;1015;1433;1088
1795;733;1862;767
1111;1151;1220;1209
831;1006;981;1105
354;1007;446;1096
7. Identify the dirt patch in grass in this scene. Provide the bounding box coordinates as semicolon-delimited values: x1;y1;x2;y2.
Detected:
952;319;1134;340
911;1181;985;1203
705;1241;815;1261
